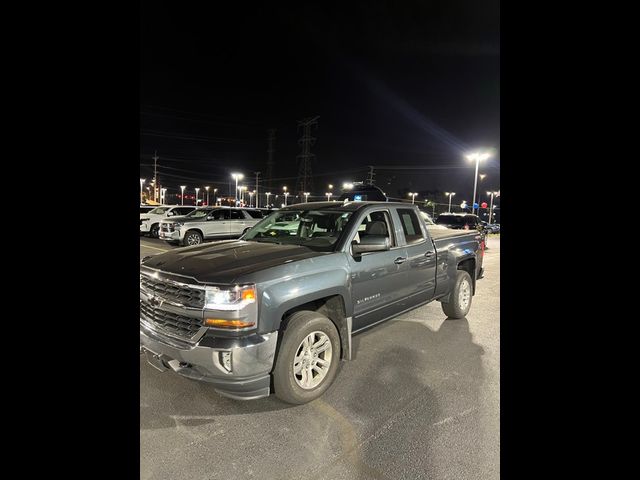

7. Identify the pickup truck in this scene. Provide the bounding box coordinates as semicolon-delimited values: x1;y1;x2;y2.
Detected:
140;201;485;404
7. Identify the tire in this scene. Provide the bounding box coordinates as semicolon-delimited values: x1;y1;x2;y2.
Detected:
150;223;160;238
183;230;203;246
273;311;341;404
441;270;473;319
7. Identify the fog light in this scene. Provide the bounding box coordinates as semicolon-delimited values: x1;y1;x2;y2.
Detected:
220;351;232;373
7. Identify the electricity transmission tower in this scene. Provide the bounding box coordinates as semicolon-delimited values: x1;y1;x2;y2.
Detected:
366;166;376;185
296;116;319;196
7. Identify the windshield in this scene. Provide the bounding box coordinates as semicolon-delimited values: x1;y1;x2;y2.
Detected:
435;215;466;225
185;209;213;218
243;209;353;252
148;207;170;215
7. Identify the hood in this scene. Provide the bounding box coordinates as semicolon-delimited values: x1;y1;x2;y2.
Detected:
160;215;191;224
141;240;326;284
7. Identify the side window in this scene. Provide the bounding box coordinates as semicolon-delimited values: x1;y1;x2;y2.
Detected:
230;210;244;220
352;210;395;247
397;209;425;245
245;209;263;219
210;210;230;220
178;208;193;215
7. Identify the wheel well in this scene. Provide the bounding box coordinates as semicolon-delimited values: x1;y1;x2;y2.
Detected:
457;258;476;293
281;295;349;359
185;228;203;237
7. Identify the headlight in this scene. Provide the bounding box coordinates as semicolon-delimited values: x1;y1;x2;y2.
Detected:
205;284;256;310
173;222;184;228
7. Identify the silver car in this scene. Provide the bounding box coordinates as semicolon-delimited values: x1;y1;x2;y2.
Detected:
159;207;263;246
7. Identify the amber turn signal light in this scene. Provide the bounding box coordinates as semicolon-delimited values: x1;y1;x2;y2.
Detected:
205;318;255;329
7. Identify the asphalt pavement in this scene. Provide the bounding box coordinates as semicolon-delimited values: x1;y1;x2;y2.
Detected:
140;235;500;480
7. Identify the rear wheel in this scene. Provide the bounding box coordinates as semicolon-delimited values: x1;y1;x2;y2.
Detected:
150;223;160;238
183;230;203;246
441;270;473;319
273;311;341;404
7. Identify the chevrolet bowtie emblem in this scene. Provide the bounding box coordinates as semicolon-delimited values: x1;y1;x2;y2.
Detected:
149;296;164;308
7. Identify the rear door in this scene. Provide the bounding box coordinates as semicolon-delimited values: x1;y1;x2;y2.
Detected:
203;209;230;238
395;208;437;304
228;209;247;236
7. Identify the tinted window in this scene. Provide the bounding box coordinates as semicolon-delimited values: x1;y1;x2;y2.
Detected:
435;215;465;226
245;209;264;219
177;207;194;215
230;210;244;219
210;210;230;220
397;209;424;245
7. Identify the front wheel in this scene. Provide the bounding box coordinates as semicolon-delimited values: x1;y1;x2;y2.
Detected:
150;223;160;238
273;311;341;404
183;230;203;246
441;270;473;319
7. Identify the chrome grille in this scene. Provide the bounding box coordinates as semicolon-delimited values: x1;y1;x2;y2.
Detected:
140;275;205;308
140;300;202;339
161;223;175;232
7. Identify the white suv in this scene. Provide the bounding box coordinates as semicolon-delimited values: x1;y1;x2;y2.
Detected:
159;207;264;246
140;205;197;238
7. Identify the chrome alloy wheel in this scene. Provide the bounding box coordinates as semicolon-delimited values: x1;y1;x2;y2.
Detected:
186;233;201;245
459;278;471;311
293;331;333;389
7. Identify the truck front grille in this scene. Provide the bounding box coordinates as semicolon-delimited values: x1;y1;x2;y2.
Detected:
161;223;175;232
140;300;202;340
140;275;205;308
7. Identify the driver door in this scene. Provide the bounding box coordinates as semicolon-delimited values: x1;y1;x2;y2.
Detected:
347;209;410;332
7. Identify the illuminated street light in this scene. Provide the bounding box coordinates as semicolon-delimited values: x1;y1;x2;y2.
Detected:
231;173;244;206
213;188;218;205
205;186;210;205
240;186;248;205
445;192;456;213
140;178;146;204
326;192;333;201
195;187;200;206
328;184;333;190
283;188;290;206
466;151;492;215
160;187;167;204
180;185;186;206
343;182;354;190
408;192;418;204
248;190;255;207
265;192;272;207
304;192;310;203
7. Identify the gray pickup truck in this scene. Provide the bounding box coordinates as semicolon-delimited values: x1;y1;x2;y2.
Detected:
140;201;485;404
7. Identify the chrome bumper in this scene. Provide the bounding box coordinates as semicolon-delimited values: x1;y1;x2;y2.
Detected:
140;323;278;400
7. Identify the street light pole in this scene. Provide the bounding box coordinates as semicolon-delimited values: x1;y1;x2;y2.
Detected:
180;185;186;206
408;192;417;204
195;187;200;206
205;186;210;206
231;173;243;206
304;192;310;203
445;192;456;213
283;186;288;206
265;192;271;207
466;152;491;215
140;178;145;204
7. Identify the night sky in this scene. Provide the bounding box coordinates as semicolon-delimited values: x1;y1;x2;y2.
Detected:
140;1;499;205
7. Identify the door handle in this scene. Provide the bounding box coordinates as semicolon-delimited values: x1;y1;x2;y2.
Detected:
424;251;434;258
394;256;407;264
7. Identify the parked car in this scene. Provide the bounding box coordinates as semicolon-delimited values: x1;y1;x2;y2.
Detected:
140;201;485;404
435;213;482;231
159;207;263;246
419;211;449;230
140;205;197;238
488;223;500;233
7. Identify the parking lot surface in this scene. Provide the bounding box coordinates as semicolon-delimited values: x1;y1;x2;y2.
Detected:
140;236;500;480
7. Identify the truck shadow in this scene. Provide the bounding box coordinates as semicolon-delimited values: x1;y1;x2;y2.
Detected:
313;316;486;479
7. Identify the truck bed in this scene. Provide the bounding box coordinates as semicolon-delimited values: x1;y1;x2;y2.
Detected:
427;227;480;242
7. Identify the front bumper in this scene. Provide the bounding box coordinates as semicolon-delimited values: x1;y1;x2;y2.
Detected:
140;222;151;233
140;323;278;400
158;229;181;241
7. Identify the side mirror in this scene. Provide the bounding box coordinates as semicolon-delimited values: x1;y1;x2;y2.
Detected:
167;211;174;216
352;235;390;255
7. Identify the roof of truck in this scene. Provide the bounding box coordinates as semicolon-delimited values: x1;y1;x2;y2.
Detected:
283;201;416;212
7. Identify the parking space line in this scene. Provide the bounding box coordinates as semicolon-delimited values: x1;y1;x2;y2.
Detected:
140;244;169;252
